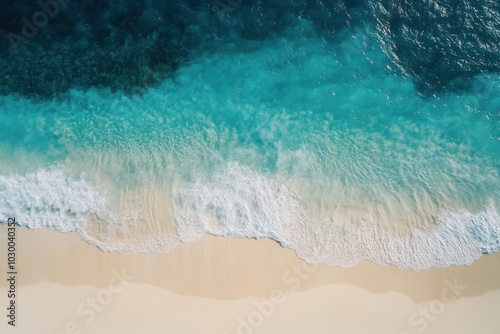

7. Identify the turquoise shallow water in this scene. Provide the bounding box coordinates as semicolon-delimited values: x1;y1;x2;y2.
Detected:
0;2;499;269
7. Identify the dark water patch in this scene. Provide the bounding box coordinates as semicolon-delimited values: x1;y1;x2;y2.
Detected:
0;0;498;99
0;1;369;99
212;0;365;41
0;0;201;99
370;0;500;95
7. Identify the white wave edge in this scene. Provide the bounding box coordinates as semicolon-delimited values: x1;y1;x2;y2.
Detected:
1;167;499;269
174;163;500;270
0;168;179;255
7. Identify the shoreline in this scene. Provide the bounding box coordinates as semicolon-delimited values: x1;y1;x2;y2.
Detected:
1;225;500;334
1;225;500;301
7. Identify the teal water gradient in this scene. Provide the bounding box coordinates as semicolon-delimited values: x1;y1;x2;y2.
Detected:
0;24;499;268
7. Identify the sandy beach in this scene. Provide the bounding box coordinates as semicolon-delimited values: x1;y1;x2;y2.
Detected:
1;225;499;334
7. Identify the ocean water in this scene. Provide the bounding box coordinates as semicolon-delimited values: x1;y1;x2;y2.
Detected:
0;0;499;269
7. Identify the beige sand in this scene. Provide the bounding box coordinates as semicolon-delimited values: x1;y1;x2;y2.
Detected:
1;225;500;334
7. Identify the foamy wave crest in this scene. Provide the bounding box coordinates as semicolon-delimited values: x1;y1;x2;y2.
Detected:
174;162;500;269
0;167;179;254
0;168;114;231
174;162;307;243
2;165;498;269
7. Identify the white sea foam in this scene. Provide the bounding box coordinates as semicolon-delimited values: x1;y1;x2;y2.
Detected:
1;164;499;268
174;161;307;243
174;162;500;269
0;167;179;254
1;161;499;269
0;167;112;231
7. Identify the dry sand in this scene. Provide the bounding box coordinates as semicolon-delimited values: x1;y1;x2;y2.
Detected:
1;225;499;334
